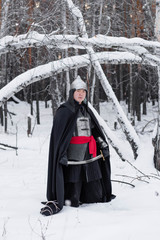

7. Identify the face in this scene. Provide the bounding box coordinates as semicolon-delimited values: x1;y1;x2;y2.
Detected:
73;89;86;104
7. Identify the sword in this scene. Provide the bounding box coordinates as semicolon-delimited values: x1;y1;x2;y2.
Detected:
67;150;105;165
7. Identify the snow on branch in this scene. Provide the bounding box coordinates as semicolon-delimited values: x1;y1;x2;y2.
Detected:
1;32;160;57
0;31;81;55
0;51;142;106
86;35;160;50
90;51;142;65
120;45;160;66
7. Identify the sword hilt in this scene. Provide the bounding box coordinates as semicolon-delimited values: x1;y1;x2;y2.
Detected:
100;150;105;161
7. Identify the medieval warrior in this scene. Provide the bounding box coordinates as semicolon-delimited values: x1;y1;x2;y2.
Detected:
40;76;115;216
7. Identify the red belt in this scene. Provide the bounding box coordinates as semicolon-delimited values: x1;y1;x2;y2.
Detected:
70;135;97;157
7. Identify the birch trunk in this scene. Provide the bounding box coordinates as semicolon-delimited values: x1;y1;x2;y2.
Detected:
0;0;10;38
65;0;140;159
73;8;78;79
90;0;103;110
119;65;123;101
128;64;135;125
153;65;160;170
97;0;103;34
4;53;8;132
155;0;160;41
62;2;70;99
90;2;96;108
153;0;160;170
0;0;10;131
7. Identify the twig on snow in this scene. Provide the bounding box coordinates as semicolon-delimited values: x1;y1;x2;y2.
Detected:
111;179;135;187
116;174;150;184
0;142;18;150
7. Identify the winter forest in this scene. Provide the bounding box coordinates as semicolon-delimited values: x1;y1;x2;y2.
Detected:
1;0;160;239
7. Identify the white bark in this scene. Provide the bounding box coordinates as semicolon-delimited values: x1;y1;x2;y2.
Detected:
98;0;103;34
90;1;103;106
65;0;140;158
153;65;160;170
0;0;10;37
129;64;133;119
155;1;160;139
73;21;78;78
89;2;96;104
155;0;160;41
90;71;96;105
62;2;70;99
158;65;160;134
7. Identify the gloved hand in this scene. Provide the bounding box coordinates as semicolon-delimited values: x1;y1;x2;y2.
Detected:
59;154;68;166
101;146;109;158
97;137;110;158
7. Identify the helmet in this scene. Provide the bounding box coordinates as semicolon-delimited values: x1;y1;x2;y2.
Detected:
70;76;87;91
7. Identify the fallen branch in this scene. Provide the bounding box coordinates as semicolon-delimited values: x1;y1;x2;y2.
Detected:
111;179;135;188
116;174;150;184
147;173;160;181
141;119;156;133
0;142;18;150
131;176;150;184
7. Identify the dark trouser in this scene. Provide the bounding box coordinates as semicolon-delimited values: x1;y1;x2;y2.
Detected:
64;179;103;207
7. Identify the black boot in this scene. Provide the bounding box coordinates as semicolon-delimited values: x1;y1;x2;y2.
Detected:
40;201;60;216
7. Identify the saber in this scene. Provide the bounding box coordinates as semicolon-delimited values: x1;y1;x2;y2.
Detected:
68;151;105;165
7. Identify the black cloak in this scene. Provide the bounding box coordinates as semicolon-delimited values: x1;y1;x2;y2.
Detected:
46;97;112;211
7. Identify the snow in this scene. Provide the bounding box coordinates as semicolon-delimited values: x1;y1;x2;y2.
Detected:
0;51;142;106
0;100;160;240
1;31;160;55
88;34;160;49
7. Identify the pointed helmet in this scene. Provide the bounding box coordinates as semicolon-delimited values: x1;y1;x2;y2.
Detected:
70;76;87;91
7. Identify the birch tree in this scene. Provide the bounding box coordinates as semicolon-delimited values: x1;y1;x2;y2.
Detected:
64;0;140;158
0;0;10;132
153;0;160;170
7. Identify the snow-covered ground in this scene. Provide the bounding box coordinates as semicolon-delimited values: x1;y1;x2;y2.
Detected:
0;100;160;240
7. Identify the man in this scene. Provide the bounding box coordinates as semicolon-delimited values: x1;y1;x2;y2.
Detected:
40;76;115;216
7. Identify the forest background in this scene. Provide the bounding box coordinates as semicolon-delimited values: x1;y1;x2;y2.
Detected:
0;0;160;166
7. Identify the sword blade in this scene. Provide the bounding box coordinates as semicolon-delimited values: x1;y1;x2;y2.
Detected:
67;154;103;165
